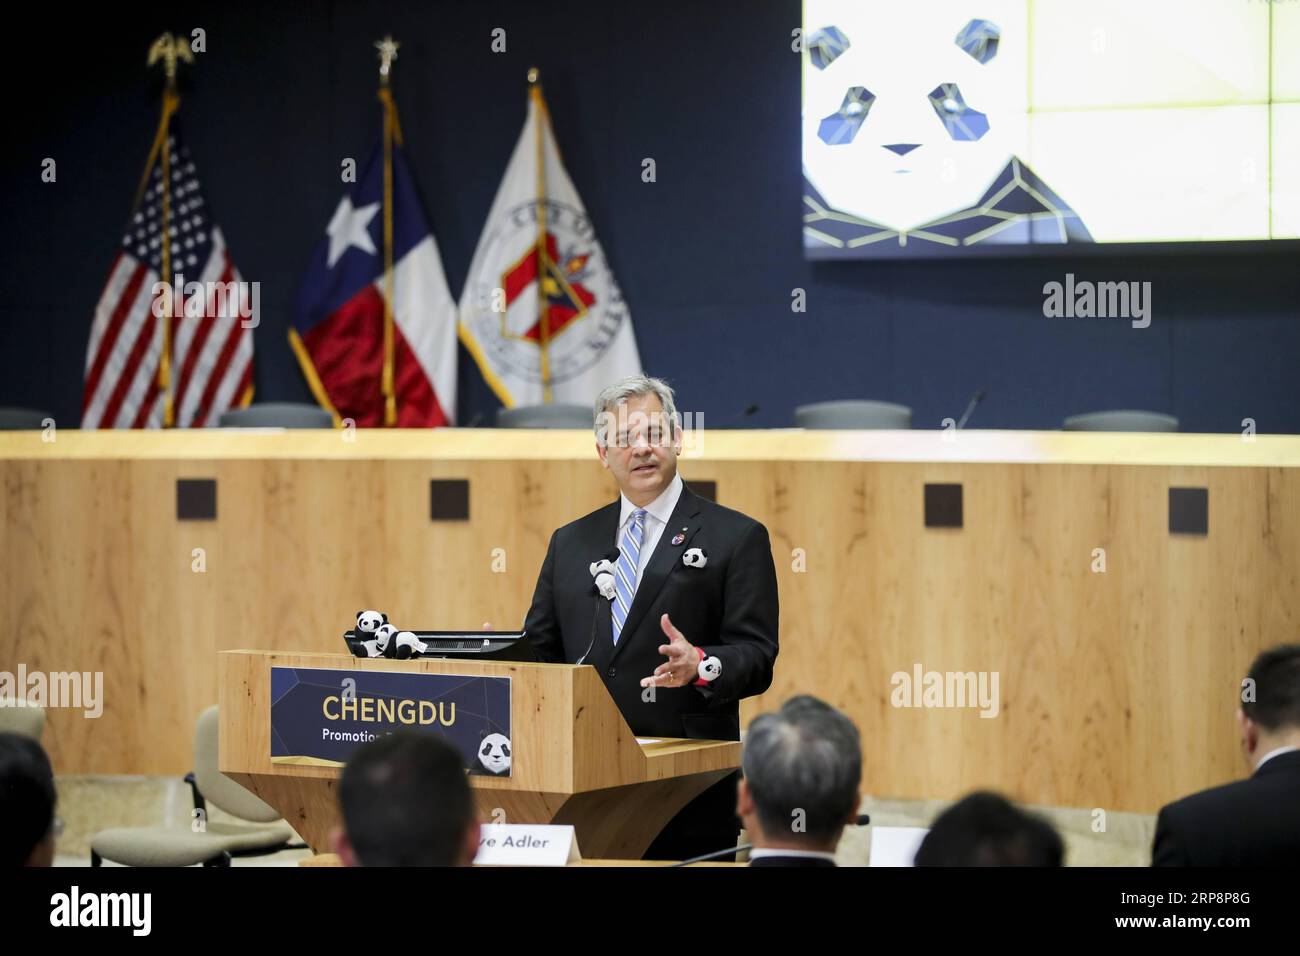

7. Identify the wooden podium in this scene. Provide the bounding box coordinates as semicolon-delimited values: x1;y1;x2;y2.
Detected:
218;650;741;859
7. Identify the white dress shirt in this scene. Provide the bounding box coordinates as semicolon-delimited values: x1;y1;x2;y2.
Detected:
748;847;838;864
616;472;683;579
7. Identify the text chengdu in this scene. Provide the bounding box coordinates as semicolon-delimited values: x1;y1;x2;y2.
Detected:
321;694;456;726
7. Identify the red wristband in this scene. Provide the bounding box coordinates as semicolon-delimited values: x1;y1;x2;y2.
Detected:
693;646;708;686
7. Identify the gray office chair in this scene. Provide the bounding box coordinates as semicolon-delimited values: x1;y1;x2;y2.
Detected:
1062;410;1178;432
91;706;300;867
0;699;46;740
795;400;913;430
218;402;334;429
496;404;592;429
0;407;52;430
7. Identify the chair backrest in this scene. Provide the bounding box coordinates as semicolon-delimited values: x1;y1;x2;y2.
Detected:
1062;410;1179;432
218;403;334;429
0;408;52;430
0;699;46;740
193;705;282;823
795;400;912;430
496;404;592;429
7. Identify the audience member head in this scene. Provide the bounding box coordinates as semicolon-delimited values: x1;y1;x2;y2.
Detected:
914;791;1063;866
0;732;57;866
332;732;479;867
1237;643;1300;770
738;695;862;853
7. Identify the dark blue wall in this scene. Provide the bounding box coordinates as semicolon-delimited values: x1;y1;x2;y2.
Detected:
3;0;1297;433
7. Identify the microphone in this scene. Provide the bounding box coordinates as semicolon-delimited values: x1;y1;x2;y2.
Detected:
714;403;760;428
576;548;621;666
671;842;752;866
671;814;870;866
955;389;986;430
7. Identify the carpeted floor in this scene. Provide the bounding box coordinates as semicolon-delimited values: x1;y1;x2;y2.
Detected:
50;775;1157;867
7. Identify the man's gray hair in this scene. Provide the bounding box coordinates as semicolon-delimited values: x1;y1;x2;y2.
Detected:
592;375;679;446
742;695;862;843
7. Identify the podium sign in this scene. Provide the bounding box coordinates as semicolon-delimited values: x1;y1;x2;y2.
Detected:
270;665;512;776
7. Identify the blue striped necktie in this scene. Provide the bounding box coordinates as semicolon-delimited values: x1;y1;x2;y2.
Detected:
611;509;646;645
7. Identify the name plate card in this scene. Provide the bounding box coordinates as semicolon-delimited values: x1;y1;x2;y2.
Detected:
474;824;581;866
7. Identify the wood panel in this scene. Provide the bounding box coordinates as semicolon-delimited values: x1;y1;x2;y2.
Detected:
3;430;1297;813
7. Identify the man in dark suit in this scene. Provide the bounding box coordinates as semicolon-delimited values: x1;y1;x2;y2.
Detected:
523;375;779;860
739;696;861;867
1152;643;1300;866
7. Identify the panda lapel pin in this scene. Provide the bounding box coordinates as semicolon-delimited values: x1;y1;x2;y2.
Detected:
682;547;707;569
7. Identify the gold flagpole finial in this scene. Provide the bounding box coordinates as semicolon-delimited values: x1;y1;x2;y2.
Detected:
527;67;540;85
376;36;399;86
144;32;191;427
146;32;194;90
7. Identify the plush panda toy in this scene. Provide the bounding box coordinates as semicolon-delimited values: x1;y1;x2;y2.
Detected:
353;622;397;658
475;732;512;776
386;630;429;660
355;610;388;655
352;612;428;659
589;558;616;600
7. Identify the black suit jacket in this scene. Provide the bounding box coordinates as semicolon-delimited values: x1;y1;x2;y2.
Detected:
523;481;779;741
1151;750;1300;866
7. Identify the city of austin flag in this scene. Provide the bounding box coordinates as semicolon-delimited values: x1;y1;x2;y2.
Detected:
458;81;641;408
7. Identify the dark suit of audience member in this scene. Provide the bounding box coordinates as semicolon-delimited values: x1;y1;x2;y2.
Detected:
1153;643;1300;866
736;695;861;867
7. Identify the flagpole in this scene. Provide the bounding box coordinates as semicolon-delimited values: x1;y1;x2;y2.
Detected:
377;36;401;427
528;67;553;404
144;33;192;428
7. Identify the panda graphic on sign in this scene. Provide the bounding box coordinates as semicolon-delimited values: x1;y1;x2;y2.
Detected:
473;731;512;777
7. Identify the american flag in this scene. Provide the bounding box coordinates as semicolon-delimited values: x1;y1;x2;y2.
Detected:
82;129;254;428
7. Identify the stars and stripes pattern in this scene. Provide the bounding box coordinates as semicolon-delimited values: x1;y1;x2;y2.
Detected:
611;509;646;644
82;130;253;428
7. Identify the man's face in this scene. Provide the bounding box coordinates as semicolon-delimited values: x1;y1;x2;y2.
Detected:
596;393;680;504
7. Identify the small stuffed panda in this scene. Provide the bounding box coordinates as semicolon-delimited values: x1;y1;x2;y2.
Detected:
698;656;722;682
682;547;708;568
354;622;397;658
386;630;429;660
476;732;512;775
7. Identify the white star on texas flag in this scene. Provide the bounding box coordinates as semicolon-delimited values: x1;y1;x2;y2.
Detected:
325;196;380;267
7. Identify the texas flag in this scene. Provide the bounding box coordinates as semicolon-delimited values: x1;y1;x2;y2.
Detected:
291;141;456;426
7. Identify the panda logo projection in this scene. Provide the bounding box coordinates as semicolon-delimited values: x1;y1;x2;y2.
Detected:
803;1;1091;255
475;732;512;776
802;0;1297;255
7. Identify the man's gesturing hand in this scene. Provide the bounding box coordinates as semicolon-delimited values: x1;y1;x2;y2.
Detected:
641;613;699;688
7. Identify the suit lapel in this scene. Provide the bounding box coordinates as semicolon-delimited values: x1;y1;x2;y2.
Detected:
610;484;704;664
